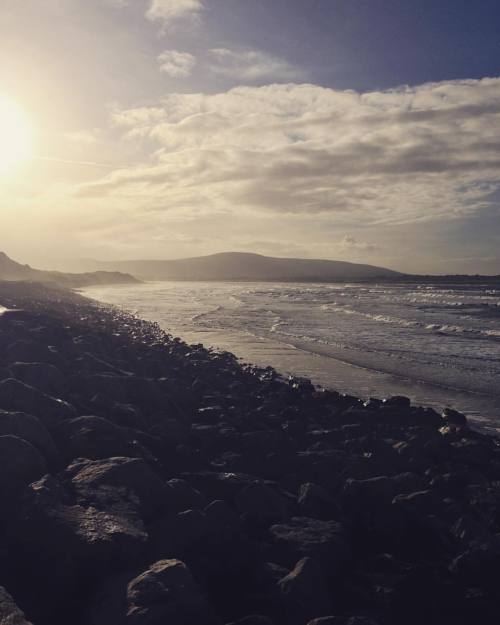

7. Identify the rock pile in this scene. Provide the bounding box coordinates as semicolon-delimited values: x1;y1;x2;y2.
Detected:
0;282;499;625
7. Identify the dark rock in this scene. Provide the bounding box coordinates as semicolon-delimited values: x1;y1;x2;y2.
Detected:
391;471;428;495
108;402;145;429
9;361;65;394
4;475;147;623
180;472;264;502
0;586;33;625
343;476;395;510
278;557;332;622
297;482;338;520
450;542;500;591
205;499;242;531
235;483;290;525
0;409;59;466
65;456;167;520
54;415;140;461
383;395;411;409
442;407;468;428
149;509;210;559
2;339;67;369
0;435;47;499
165;478;207;512
0;378;76;429
86;559;220;625
270;517;349;576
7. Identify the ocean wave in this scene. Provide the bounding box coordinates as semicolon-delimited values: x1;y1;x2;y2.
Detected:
425;323;500;338
191;305;223;322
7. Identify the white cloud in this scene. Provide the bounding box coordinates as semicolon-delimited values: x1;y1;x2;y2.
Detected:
208;48;303;82
80;78;500;229
338;235;380;253
146;0;203;25
157;50;196;77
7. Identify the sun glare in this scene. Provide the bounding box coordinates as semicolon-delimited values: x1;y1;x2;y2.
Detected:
0;95;35;176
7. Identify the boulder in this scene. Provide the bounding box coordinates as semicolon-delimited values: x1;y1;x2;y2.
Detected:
86;559;219;625
149;508;257;599
0;435;47;499
298;482;338;520
67;373;129;404
127;559;218;624
0;378;76;429
270;517;349;576
235;483;290;525
278;557;332;622
65;456;167;521
180;472;264;502
382;396;411;410
342;476;394;512
0;410;58;466
0;586;33;625
4;475;148;624
205;499;242;532
9;361;65;395
2;340;67;369
165;478;207;512
442;408;468;429
54;415;137;461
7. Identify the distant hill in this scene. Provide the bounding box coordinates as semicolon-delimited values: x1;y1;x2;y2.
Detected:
83;252;403;282
0;252;140;288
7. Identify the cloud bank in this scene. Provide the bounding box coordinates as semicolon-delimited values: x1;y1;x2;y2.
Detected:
157;50;196;77
81;78;500;230
146;0;203;26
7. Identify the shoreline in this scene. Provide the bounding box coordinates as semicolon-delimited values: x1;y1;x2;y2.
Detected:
82;282;500;431
1;280;500;625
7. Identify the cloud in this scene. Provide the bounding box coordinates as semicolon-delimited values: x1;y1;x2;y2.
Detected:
157;50;196;77
339;235;381;253
80;78;500;228
208;48;303;82
146;0;203;26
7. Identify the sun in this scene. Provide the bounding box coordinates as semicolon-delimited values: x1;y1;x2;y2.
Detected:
0;95;35;176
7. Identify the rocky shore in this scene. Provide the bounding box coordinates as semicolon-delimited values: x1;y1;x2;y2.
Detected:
1;281;499;625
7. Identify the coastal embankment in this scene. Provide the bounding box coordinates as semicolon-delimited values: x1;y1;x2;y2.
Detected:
0;281;499;625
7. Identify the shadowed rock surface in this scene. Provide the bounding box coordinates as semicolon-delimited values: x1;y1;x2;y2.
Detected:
0;280;499;625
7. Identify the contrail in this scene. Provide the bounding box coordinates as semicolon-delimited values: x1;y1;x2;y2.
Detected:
34;156;117;169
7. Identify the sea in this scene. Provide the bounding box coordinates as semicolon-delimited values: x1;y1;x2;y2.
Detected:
83;281;500;432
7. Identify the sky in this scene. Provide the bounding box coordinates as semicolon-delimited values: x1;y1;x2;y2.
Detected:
0;0;499;274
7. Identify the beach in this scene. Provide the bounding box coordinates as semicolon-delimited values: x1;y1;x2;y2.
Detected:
1;280;500;625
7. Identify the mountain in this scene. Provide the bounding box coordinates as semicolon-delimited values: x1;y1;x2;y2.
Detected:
0;252;140;288
83;252;403;282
